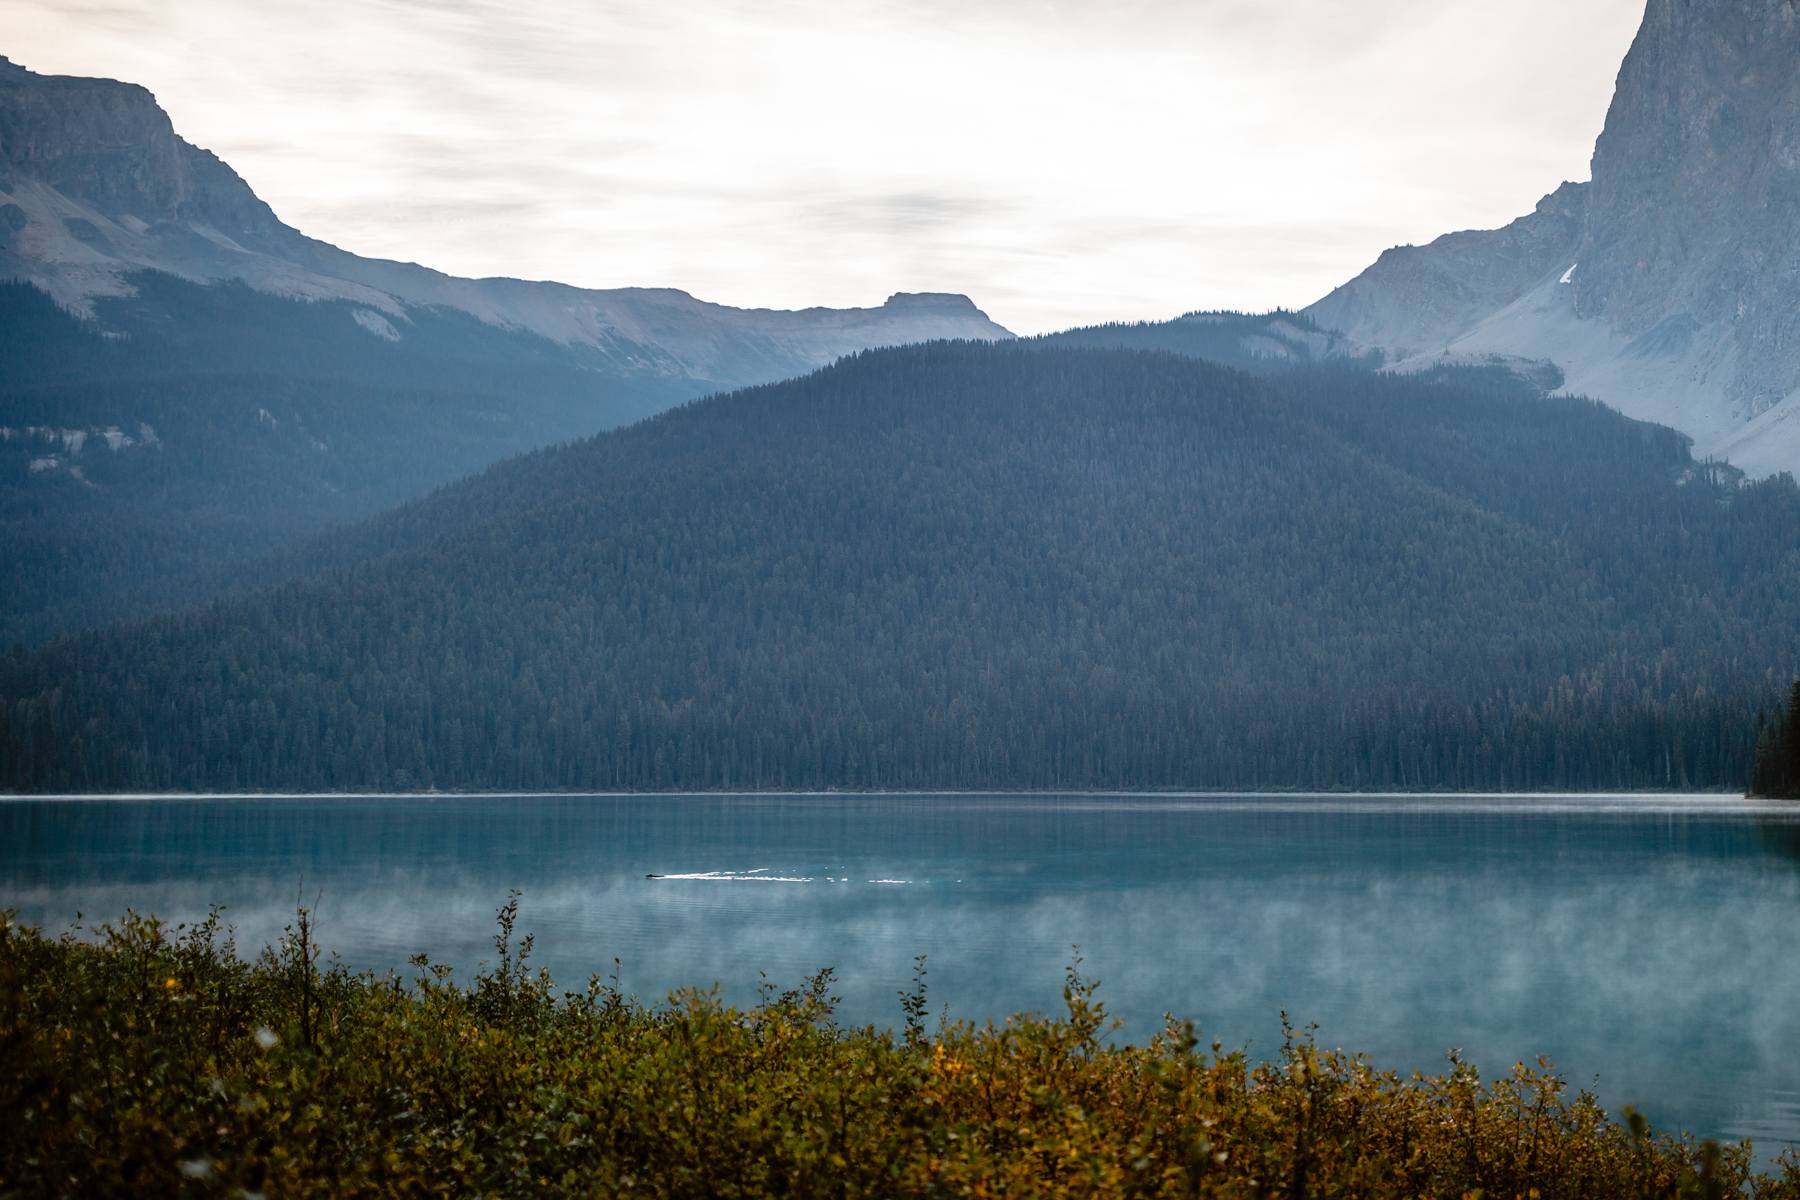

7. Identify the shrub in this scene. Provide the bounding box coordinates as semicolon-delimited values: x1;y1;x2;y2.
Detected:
1;902;1795;1197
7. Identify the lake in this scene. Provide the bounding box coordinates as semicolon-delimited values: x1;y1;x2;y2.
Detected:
4;792;1799;1157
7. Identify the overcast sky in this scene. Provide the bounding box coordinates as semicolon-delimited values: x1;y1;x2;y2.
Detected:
11;0;1646;333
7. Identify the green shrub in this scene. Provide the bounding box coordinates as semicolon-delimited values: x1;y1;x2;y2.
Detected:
1;901;1795;1197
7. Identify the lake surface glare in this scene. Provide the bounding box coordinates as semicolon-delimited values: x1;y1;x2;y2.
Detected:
5;792;1799;1157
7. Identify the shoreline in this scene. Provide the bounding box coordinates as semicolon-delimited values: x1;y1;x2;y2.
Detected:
0;787;1785;812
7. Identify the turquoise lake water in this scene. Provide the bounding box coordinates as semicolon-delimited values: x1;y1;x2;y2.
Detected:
4;793;1798;1157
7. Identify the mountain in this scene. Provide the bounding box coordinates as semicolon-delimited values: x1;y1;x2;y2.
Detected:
0;56;1009;381
1033;309;1376;373
1307;0;1800;478
0;56;1008;645
6;341;1798;794
0;275;679;647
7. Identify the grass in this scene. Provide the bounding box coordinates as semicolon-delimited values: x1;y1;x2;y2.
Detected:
2;895;1795;1197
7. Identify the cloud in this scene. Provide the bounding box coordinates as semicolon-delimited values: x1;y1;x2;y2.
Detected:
5;0;1646;331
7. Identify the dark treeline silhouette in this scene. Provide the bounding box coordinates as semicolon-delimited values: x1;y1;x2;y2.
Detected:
1752;682;1800;798
4;342;1799;793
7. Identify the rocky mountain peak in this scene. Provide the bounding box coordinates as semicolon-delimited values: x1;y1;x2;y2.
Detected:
1305;0;1800;477
882;292;981;310
0;59;284;244
1575;0;1800;409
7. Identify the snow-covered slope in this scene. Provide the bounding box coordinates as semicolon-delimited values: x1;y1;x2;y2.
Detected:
1306;0;1800;477
0;56;1010;387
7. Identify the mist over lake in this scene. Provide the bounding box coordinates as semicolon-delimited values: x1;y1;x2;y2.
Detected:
8;793;1800;1158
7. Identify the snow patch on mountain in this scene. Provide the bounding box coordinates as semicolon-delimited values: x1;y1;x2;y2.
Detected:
351;308;401;341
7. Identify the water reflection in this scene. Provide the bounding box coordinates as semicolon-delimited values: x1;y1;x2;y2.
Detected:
3;794;1799;1156
1756;813;1800;863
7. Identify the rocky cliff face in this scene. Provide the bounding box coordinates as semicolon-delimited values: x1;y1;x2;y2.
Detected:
1306;0;1800;477
1577;0;1800;412
1307;182;1588;360
0;57;287;244
0;56;1010;388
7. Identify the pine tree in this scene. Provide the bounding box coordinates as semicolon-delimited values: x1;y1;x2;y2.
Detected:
1782;681;1800;798
1751;681;1800;799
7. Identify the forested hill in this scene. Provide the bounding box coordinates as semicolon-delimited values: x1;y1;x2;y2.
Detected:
0;275;692;648
5;341;1800;793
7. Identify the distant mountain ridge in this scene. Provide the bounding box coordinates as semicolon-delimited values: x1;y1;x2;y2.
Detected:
0;56;1009;382
1033;310;1375;373
1307;0;1800;477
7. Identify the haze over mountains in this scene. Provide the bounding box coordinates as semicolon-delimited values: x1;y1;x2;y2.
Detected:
1309;0;1800;477
0;54;1008;644
5;0;1800;794
0;55;1008;381
0;49;1369;647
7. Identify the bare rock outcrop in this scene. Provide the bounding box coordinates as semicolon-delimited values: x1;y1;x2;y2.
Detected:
1306;0;1800;477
